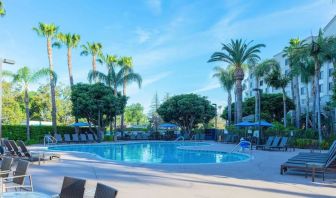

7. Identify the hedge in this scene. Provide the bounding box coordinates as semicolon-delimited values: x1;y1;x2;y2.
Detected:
2;125;75;143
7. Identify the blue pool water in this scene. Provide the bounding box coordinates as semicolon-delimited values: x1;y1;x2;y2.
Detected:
48;142;249;164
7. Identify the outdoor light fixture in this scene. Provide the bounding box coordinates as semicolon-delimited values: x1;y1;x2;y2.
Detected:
0;58;15;144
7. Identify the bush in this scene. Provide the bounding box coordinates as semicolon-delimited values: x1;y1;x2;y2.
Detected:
3;125;75;144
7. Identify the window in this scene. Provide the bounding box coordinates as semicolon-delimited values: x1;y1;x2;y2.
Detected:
329;68;334;77
301;99;306;104
301;87;305;95
250;91;252;96
265;87;268;93
260;80;263;86
285;59;289;66
249;82;252;88
319;84;323;92
285;70;289;75
329;82;333;91
319;71;323;80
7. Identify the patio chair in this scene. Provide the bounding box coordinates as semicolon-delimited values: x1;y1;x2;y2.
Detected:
8;140;24;157
3;140;15;156
55;134;64;143
1;159;33;192
72;134;79;143
87;134;95;143
57;176;86;198
94;183;118;198
80;134;88;143
64;134;71;144
0;157;13;178
256;136;274;150
264;136;280;150
270;137;288;151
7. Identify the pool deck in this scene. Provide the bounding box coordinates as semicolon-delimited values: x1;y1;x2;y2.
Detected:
28;141;335;198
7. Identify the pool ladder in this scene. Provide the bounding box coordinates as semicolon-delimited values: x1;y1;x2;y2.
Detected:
44;135;57;146
230;140;252;154
175;136;184;142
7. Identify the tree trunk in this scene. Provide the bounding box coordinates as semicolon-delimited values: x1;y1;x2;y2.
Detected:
92;55;97;82
121;76;127;130
294;76;301;128
24;88;30;141
67;47;74;87
255;76;259;122
312;77;316;130
282;88;287;127
234;67;244;123
47;38;57;134
305;83;309;131
290;79;295;126
227;91;232;126
314;57;322;143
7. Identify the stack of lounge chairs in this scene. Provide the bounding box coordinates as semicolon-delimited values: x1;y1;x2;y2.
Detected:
256;136;289;151
281;140;336;181
53;133;98;144
56;176;118;198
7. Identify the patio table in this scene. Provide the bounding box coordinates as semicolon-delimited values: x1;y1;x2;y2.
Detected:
1;192;51;197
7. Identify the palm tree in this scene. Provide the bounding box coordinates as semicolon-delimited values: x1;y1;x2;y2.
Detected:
264;59;290;127
307;29;329;143
4;67;53;140
298;57;315;131
208;39;265;123
283;38;305;128
0;1;5;17
118;56;142;129
80;42;103;82
54;33;80;87
33;22;59;134
212;66;234;125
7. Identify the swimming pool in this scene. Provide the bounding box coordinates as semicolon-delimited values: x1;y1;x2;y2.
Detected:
48;142;250;164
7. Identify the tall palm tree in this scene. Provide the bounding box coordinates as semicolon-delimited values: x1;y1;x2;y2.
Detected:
283;38;305;128
118;56;142;129
4;67;53;140
54;33;80;87
0;1;5;17
208;39;265;123
212;66;234;125
307;30;329;143
80;42;103;82
33;22;59;134
88;54;121;132
264;59;290;127
298;57;315;131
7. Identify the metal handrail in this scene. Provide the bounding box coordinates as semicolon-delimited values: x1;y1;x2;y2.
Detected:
43;135;57;146
175;136;184;142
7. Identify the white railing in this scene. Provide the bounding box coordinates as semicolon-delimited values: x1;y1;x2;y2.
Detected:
43;135;57;146
230;140;252;154
175;136;185;142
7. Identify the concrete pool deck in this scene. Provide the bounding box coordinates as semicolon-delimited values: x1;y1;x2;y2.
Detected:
28;142;335;198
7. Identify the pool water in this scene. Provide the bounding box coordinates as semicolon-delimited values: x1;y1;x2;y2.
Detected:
49;142;249;164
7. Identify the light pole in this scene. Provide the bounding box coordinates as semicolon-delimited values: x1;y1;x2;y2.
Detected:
253;88;262;145
0;58;15;144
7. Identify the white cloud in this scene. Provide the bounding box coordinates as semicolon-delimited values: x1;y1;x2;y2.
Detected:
146;0;162;15
135;28;151;44
192;81;221;93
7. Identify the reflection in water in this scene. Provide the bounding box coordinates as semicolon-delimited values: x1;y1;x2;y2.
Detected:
50;142;249;164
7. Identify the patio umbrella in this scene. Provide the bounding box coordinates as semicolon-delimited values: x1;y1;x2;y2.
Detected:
253;121;273;127
235;121;254;127
69;122;91;127
159;123;178;128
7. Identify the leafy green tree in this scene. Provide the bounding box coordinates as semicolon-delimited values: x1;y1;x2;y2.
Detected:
212;66;234;125
2;82;25;124
4;66;51;140
157;94;216;136
33;22;59;134
264;60;291;127
80;42;103;82
0;1;5;17
222;93;294;123
71;83;127;133
208;39;265;123
54;33;81;87
125;103;147;126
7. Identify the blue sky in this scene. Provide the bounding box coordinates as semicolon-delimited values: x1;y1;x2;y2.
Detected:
1;0;336;113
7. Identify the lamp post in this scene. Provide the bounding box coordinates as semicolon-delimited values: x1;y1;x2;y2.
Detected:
253;88;262;144
0;58;15;144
